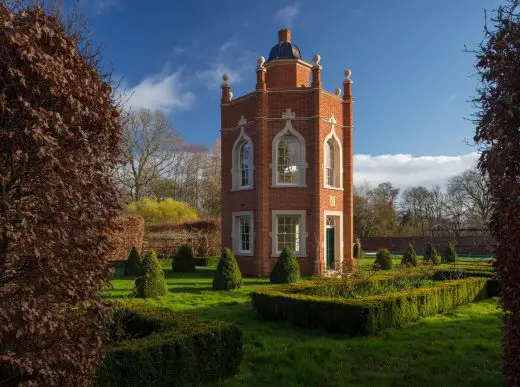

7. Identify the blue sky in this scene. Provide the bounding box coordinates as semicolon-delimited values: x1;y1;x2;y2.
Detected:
73;0;502;189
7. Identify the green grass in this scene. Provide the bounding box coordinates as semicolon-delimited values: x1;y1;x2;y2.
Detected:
106;264;504;387
358;255;494;273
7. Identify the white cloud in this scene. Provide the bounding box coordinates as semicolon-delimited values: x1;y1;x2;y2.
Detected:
354;152;479;190
274;3;301;27
195;40;255;89
123;70;195;113
172;46;184;56
447;94;456;103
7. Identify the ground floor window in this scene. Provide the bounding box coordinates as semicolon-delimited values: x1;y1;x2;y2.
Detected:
272;210;306;256
232;212;253;254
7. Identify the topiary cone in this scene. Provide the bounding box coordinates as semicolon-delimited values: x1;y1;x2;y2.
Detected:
373;248;393;270
423;243;441;265
124;246;143;277
212;248;243;290
401;243;418;267
134;251;167;298
270;248;300;284
443;242;457;263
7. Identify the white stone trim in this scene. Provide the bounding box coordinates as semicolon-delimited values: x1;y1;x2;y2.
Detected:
323;114;343;190
323;210;344;271
231;211;254;256
264;58;313;69
271;210;307;257
271;109;307;187
231;116;254;191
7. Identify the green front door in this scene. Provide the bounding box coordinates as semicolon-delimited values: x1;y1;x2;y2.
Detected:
326;227;335;270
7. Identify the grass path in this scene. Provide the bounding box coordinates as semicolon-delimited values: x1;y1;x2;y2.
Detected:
107;264;503;387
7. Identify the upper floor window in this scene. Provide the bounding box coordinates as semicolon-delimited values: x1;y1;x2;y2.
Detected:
277;135;302;184
238;141;251;187
323;134;342;189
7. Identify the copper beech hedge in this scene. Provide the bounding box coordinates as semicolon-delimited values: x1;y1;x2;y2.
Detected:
0;4;123;386
107;215;145;261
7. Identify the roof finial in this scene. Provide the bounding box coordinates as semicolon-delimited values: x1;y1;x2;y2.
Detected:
222;73;230;85
257;56;266;68
312;54;321;66
344;69;352;82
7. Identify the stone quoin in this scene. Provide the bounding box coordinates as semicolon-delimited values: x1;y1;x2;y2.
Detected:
220;28;354;276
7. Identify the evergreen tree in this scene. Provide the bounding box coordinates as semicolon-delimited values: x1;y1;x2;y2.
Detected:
423;243;441;265
270;248;301;284
373;248;393;270
134;251;167;298
443;242;458;263
172;245;196;272
353;238;363;259
212;248;243;290
124;246;143;277
401;243;418;267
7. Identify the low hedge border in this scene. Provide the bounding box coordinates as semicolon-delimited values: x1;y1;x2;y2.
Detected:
251;277;492;336
195;255;220;267
95;302;243;386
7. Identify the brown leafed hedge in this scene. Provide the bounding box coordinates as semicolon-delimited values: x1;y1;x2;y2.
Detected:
107;215;145;261
0;3;122;386
474;1;520;384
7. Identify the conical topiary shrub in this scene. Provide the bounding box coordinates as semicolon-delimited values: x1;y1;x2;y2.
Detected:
401;243;418;267
443;242;457;263
124;246;143;277
134;251;167;298
373;248;393;270
172;245;196;272
353;238;363;259
423;243;441;265
212;248;243;290
270;248;300;284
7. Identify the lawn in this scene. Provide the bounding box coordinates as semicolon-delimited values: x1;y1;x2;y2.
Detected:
106;263;504;387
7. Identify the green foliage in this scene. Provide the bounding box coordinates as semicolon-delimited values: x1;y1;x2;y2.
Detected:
195;256;220;267
124;246;143;277
172;245;196;272
251;277;490;335
95;302;243;386
443;242;458;263
401;244;418;267
373;248;393;270
134;251;167;298
270;248;301;284
423;243;441;265
126;197;198;224
213;248;243;290
353;239;363;259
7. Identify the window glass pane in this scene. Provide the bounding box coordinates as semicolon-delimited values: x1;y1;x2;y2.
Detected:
276;215;301;253
239;142;251;187
238;215;251;252
326;139;335;186
277;135;300;184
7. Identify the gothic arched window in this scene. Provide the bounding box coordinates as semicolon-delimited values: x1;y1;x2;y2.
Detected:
276;135;302;185
238;141;251;188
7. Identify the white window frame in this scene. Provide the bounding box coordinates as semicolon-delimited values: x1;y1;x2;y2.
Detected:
271;210;307;257
231;211;254;255
271;110;307;187
231;123;254;191
323;127;343;190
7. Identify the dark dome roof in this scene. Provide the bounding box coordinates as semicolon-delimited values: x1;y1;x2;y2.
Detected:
267;41;302;62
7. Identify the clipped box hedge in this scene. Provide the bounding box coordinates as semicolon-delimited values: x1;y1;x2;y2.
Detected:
251;277;492;336
195;255;220;267
95;302;243;386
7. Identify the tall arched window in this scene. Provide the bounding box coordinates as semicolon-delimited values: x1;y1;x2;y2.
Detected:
238;141;251;187
277;135;301;184
325;139;335;187
323;134;342;189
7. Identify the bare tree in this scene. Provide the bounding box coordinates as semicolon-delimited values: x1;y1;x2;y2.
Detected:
114;109;184;201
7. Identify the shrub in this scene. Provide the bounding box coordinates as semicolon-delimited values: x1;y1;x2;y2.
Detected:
353;238;363;259
213;248;243;290
423;243;441;265
251;277;489;335
126;197;198;225
124;246;144;277
270;248;301;284
373;248;393;270
401;244;418;267
134;251;167;298
95;302;243;386
172;245;196;272
195;256;220;267
443;242;458;263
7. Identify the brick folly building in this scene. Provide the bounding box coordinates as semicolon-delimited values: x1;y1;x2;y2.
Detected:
220;28;354;276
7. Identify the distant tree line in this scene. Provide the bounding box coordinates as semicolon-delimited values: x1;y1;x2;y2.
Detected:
354;169;491;238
